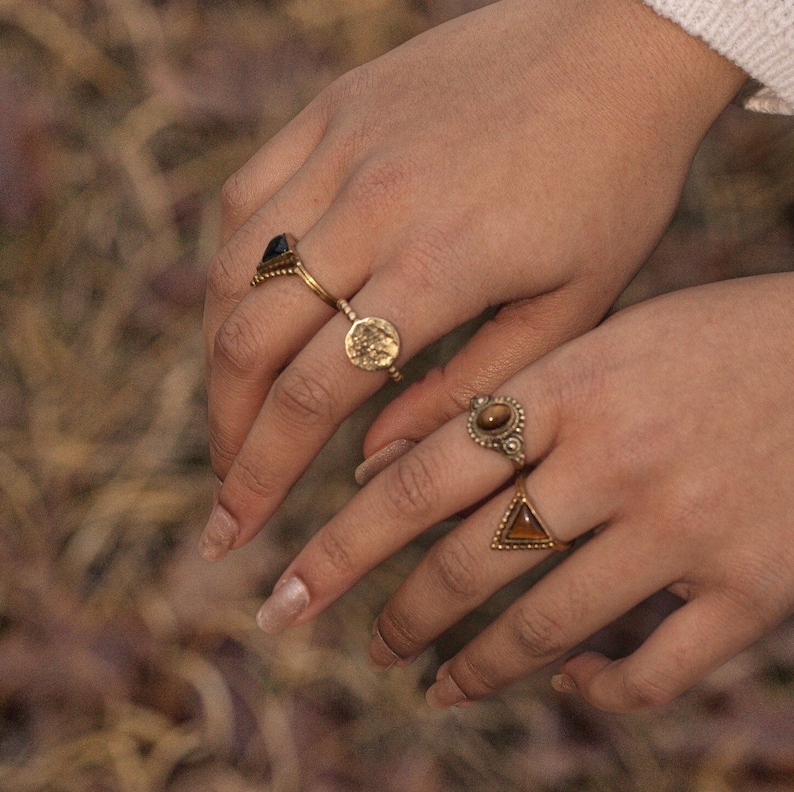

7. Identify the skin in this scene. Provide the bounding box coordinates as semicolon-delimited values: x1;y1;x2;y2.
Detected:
200;0;746;560
255;275;794;712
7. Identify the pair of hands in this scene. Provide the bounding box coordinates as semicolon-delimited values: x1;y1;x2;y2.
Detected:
200;0;794;711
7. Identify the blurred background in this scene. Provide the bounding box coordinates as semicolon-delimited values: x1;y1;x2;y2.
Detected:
0;0;792;790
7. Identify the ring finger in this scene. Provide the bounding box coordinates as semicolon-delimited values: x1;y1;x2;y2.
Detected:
369;442;625;669
206;258;491;558
247;367;615;636
207;204;381;483
423;520;681;709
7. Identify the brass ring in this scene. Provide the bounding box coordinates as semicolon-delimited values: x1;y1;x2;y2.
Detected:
493;475;572;551
338;299;403;383
467;395;526;470
251;233;339;310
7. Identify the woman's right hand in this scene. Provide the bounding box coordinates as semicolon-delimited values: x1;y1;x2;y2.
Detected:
201;0;746;559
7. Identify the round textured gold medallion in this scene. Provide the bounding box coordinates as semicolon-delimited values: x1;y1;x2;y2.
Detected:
345;317;400;372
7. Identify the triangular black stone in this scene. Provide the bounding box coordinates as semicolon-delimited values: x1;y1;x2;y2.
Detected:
262;234;290;262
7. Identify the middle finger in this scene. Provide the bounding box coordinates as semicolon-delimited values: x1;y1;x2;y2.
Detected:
206;258;488;558
248;369;612;634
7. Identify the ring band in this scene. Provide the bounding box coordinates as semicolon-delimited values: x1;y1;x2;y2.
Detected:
252;233;339;310
338;299;403;383
467;395;526;470
493;476;572;551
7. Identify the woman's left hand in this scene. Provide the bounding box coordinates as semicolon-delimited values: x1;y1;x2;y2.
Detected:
254;273;794;712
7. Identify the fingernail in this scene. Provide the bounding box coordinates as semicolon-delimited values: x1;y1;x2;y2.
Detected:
199;504;238;561
551;674;578;694
256;577;310;634
367;626;399;671
355;439;417;486
212;475;222;505
426;672;467;710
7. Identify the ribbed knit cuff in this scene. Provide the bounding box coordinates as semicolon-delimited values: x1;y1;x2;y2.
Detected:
641;0;794;114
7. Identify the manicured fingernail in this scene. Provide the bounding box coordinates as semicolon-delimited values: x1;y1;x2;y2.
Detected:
551;674;578;694
426;672;467;710
355;439;417;486
367;626;399;671
199;504;238;561
256;577;310;634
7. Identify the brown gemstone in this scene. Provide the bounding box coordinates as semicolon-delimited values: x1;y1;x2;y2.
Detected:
504;502;548;542
476;403;512;433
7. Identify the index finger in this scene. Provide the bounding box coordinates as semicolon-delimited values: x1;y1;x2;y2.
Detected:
218;99;329;245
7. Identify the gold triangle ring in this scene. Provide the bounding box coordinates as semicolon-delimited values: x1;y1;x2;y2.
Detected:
493;476;572;551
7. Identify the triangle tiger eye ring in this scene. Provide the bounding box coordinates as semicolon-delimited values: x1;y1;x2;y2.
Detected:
467;395;526;470
251;233;340;310
493;476;572;551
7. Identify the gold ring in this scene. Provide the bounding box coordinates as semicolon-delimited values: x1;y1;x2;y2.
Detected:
338;299;402;383
493;475;572;551
467;395;526;470
251;233;339;310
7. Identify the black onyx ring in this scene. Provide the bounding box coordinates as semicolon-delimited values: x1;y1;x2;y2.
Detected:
467;395;526;470
251;233;339;309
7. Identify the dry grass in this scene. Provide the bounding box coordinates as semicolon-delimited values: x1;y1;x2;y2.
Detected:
0;1;792;790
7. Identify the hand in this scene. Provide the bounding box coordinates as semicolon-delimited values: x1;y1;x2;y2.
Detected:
201;0;746;558
253;274;794;712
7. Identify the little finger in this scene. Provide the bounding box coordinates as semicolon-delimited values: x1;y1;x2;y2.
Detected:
370;444;622;668
557;592;777;712
425;522;680;709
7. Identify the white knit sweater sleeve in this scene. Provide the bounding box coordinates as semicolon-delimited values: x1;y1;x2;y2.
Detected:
640;0;794;114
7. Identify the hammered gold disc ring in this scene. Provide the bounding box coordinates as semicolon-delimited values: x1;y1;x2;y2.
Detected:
337;299;403;383
467;395;526;470
492;475;572;552
251;233;339;310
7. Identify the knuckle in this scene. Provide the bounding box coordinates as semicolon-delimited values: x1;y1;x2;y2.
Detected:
719;550;788;623
384;451;437;517
426;532;482;600
617;668;676;711
546;345;605;415
325;65;373;107
271;365;339;428
214;312;265;378
455;652;501;698
378;602;423;656
393;229;458;293
207;246;247;306
510;606;566;660
220;169;252;225
229;453;275;503
651;479;718;550
333;118;379;170
346;155;413;220
315;523;356;578
207;420;239;472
